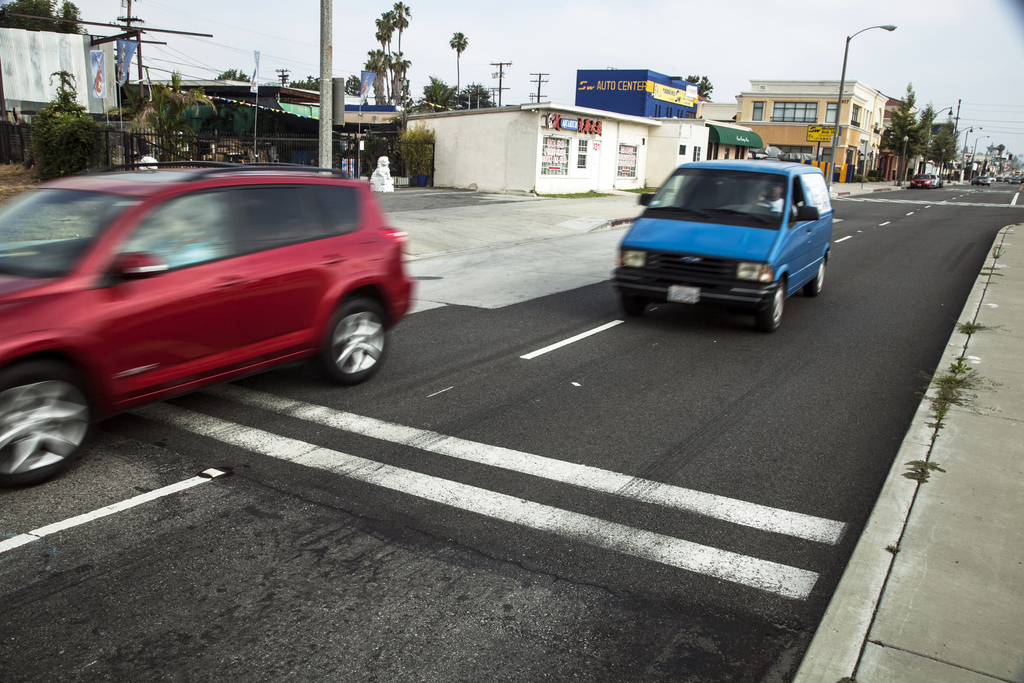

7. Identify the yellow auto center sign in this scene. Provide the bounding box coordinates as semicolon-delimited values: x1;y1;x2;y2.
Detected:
649;81;697;108
807;126;835;142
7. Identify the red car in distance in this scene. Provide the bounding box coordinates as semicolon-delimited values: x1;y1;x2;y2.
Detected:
0;165;412;486
909;174;935;189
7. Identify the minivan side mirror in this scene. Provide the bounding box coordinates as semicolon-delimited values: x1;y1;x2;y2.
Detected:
795;205;820;222
113;252;169;279
638;193;654;206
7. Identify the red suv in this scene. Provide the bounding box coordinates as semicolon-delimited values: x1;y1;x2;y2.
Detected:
0;165;412;486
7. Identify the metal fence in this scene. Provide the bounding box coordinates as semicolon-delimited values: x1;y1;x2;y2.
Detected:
2;123;434;187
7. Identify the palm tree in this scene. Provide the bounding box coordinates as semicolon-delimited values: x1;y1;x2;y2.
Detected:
392;2;411;55
449;32;468;106
422;76;455;112
375;11;395;102
134;71;214;160
391;52;411;108
364;50;388;106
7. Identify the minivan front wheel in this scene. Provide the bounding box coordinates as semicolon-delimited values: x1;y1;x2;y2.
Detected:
0;361;91;487
322;297;387;385
620;294;648;317
755;280;785;333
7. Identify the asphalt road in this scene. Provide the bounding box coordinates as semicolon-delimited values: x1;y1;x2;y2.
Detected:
1;185;1020;682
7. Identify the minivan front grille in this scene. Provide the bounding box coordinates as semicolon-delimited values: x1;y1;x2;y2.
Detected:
645;252;736;280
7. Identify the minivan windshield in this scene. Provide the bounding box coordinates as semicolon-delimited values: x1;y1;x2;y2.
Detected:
0;189;136;278
646;168;787;229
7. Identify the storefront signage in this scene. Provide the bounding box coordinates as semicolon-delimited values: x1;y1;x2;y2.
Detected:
616;143;637;179
651;82;695;107
807;125;835;142
541;136;569;176
546;113;603;136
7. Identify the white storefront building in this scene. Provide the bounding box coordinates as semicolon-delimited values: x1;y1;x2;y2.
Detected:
408;103;660;194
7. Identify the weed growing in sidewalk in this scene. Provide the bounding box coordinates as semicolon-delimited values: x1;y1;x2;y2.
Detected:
956;321;993;334
885;544;900;555
903;460;946;484
992;246;1004;259
924;356;985;428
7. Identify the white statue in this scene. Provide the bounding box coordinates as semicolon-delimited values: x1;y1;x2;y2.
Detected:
370;155;395;193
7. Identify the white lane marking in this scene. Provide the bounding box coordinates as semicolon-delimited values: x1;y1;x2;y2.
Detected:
833;218;844;223
205;385;847;545
520;320;624;360
0;469;228;555
906;212;914;215
926;205;932;208
134;402;819;599
427;386;454;398
1013;193;1019;206
834;236;853;243
879;221;890;226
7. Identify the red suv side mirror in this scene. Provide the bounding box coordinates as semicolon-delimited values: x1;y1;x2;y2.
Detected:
113;252;169;279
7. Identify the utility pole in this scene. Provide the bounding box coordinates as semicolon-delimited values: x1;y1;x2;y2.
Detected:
318;0;332;168
490;62;511;107
276;69;290;87
119;0;144;97
529;72;548;104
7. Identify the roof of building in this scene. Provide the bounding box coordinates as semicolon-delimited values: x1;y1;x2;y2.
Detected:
408;102;662;127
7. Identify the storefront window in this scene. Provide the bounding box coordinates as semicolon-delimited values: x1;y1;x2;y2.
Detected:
541;136;569;176
577;139;588;169
617;143;637;178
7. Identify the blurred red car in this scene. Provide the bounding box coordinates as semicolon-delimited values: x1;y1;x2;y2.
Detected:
0;165;412;485
909;174;934;189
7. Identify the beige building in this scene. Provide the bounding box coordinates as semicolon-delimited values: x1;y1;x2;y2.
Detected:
736;80;890;174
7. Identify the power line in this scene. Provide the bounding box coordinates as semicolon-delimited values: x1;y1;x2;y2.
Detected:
529;72;548;104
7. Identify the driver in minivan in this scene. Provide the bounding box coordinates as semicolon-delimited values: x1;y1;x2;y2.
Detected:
757;183;785;212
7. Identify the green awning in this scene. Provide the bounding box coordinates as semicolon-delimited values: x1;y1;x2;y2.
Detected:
707;123;762;148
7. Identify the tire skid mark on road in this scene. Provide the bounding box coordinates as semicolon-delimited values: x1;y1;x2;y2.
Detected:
132;400;821;600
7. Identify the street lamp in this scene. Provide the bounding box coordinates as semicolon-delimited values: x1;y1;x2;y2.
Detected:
972;135;991;179
826;24;897;188
898;134;909;186
933;106;954;182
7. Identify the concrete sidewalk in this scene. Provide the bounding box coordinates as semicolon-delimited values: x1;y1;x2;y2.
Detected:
795;223;1024;683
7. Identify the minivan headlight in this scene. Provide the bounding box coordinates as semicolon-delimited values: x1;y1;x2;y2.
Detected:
737;262;774;282
621;250;646;268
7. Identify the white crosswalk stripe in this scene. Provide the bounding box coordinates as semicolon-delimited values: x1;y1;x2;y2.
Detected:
131;400;821;599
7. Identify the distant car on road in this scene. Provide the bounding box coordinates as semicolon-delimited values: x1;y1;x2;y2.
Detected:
615;161;833;333
929;174;944;189
971;176;992;186
909;174;935;189
0;164;413;486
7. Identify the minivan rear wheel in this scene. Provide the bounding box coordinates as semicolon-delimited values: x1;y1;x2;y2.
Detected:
755;280;785;333
322;297;387;385
0;360;91;487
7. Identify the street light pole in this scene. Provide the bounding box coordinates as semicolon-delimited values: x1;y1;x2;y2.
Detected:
826;24;897;189
898;134;909;186
971;135;990;179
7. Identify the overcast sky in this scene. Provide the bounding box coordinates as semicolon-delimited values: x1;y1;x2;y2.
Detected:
72;0;1024;156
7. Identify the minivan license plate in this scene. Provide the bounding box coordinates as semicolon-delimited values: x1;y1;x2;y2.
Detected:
668;285;700;304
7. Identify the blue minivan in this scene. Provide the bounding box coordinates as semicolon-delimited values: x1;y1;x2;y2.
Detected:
613;161;833;332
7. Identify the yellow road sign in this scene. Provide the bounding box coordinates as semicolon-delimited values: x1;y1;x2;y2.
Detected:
807;126;835;142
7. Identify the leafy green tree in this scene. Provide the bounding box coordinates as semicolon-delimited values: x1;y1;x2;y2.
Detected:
214;68;249;82
685;74;713;99
928;118;957;170
881;84;932;179
289;75;319;91
31;71;96;179
449;32;468;100
346;74;360;97
457;83;492;110
134;72;213;160
0;0;83;33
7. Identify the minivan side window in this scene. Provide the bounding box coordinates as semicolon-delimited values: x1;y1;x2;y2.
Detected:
230;186;325;253
121;191;235;270
790;178;806;223
311;185;360;235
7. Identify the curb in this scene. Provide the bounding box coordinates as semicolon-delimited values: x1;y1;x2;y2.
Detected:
792;224;1016;683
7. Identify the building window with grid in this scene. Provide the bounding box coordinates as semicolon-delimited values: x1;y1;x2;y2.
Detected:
540;136;569;176
851;104;861;127
577;139;588;169
678;144;687;156
692;145;702;162
617;143;638;178
772;102;818;122
826;103;838;124
751;101;765;121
